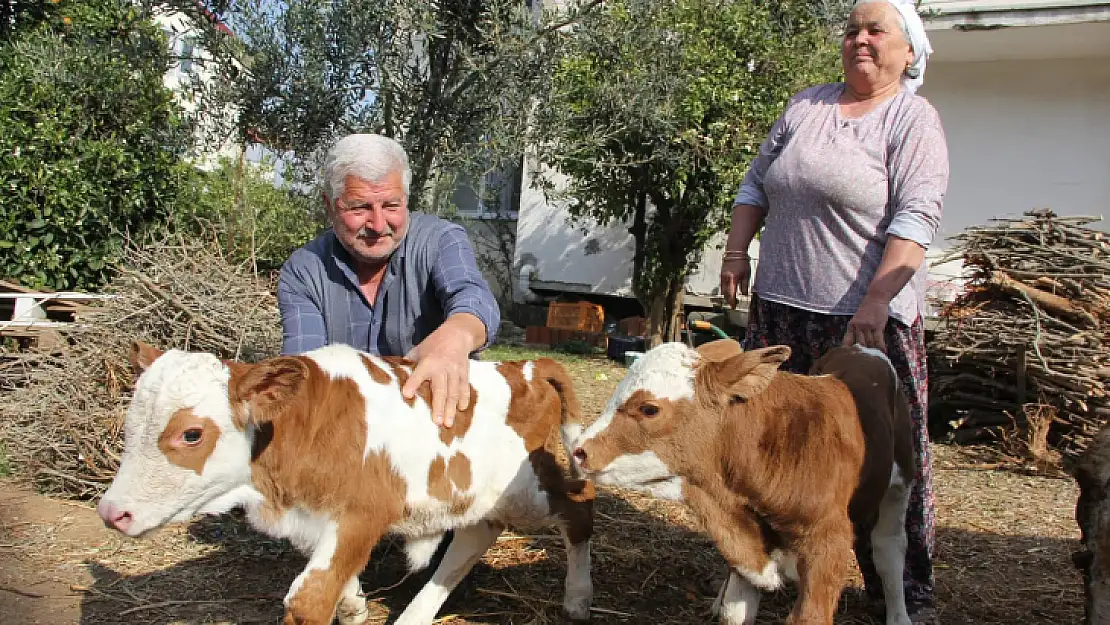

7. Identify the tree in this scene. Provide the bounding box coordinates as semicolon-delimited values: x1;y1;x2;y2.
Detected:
531;0;841;346
0;0;194;289
181;0;601;213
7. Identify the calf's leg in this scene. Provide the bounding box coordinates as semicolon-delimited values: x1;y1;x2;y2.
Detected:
685;485;779;589
283;517;386;625
872;477;912;625
559;516;594;621
550;479;595;621
788;516;853;625
710;564;729;618
393;521;502;625
717;570;760;625
335;575;369;625
404;533;447;571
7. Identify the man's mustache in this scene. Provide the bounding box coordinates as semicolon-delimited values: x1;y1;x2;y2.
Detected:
356;226;394;238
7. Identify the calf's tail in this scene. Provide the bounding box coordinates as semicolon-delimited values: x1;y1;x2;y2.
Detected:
533;359;586;475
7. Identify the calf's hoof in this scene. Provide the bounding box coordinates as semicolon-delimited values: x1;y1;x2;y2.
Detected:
561;597;592;622
282;611;331;625
337;599;370;625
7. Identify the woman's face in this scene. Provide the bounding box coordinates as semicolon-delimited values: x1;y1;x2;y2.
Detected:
842;2;914;94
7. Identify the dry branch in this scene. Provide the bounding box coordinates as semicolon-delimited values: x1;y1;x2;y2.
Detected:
988;271;1100;328
0;232;281;499
929;209;1110;463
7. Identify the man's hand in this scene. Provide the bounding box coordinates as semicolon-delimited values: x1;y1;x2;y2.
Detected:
402;314;486;428
842;295;889;353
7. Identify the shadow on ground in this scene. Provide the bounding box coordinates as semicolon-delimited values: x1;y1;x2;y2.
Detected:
75;493;1083;624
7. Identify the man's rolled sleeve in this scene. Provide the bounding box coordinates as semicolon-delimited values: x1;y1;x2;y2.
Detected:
430;226;501;349
277;261;329;355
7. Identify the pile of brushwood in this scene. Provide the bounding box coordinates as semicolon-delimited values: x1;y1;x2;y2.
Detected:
929;209;1110;465
0;234;281;499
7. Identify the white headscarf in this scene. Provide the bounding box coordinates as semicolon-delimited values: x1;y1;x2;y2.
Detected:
855;0;934;93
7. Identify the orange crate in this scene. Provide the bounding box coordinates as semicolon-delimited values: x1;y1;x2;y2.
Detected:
546;301;605;333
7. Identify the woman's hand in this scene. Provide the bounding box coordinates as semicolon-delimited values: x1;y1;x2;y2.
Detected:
843;235;927;353
843;295;889;352
720;254;752;309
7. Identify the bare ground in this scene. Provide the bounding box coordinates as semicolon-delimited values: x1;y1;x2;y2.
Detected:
0;351;1086;624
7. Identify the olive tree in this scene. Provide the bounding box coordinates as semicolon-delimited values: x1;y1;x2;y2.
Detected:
531;0;841;345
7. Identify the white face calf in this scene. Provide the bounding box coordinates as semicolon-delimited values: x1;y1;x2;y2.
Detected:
570;340;790;500
98;341;595;625
571;342;699;499
574;339;914;625
97;343;257;536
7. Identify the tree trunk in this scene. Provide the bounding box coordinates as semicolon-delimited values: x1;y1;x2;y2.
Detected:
644;275;685;349
628;187;649;312
644;289;668;349
666;285;684;342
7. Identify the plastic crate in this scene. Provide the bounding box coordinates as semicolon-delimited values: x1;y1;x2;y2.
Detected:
546;301;605;333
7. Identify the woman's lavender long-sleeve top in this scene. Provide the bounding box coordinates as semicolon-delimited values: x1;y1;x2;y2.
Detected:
735;83;949;326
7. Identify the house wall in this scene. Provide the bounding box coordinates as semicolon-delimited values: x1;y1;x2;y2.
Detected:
513;162;637;299
155;11;243;169
510;159;747;305
919;56;1110;243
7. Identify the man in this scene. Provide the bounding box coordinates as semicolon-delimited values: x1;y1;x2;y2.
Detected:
277;133;500;428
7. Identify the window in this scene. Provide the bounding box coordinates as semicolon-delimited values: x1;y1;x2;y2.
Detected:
179;36;197;76
451;158;522;219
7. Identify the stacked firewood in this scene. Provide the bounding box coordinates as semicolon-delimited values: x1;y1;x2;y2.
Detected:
929;209;1110;462
0;233;281;498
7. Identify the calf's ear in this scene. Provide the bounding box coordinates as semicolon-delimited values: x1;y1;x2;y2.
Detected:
129;341;165;378
228;357;308;426
696;345;791;403
695;338;743;362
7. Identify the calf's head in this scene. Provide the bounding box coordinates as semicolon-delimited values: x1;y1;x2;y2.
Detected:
571;339;790;499
97;341;305;537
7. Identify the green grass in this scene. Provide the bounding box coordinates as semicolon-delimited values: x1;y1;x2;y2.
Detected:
481;343;604;363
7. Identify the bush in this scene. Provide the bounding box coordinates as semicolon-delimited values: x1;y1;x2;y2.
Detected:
174;156;324;273
0;0;193;290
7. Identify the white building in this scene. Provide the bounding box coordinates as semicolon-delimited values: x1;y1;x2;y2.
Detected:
155;5;251;169
918;0;1110;241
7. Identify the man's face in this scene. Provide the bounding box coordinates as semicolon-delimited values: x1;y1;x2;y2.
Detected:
328;171;409;267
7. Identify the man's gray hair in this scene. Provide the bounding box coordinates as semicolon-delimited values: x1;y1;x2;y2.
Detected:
321;134;412;201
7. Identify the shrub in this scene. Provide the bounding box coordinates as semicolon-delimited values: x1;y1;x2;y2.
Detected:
174;156;324;273
0;0;192;290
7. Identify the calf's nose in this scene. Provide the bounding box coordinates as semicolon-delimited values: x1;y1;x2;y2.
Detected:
97;501;133;533
572;447;587;464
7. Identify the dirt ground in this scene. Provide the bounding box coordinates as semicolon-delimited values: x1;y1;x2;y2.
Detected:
0;350;1087;624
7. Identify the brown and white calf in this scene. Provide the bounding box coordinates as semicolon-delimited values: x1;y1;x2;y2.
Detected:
569;339;914;625
1072;423;1110;625
97;341;594;625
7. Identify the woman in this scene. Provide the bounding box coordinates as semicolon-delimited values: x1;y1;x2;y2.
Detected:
719;0;947;623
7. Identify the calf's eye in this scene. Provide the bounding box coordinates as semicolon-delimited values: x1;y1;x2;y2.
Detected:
639;404;659;417
182;428;203;445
